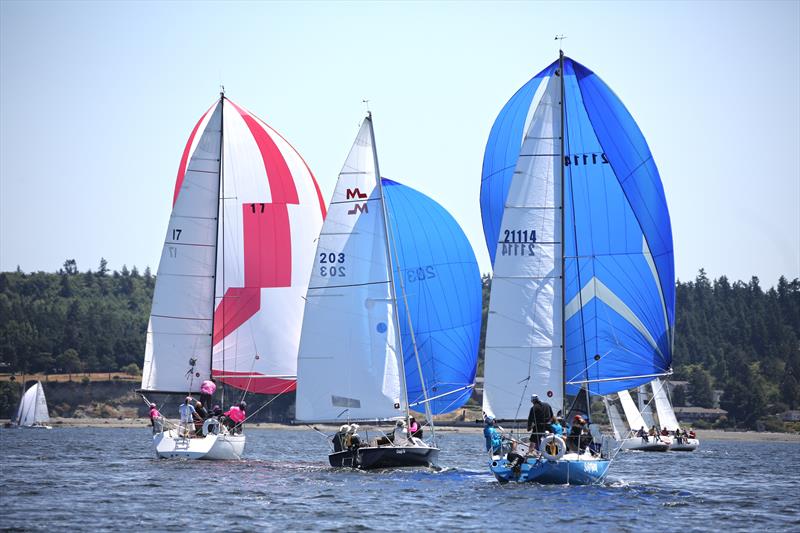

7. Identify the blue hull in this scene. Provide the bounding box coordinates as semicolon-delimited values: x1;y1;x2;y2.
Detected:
490;456;609;485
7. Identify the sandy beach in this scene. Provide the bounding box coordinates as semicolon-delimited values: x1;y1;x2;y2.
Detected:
5;417;798;442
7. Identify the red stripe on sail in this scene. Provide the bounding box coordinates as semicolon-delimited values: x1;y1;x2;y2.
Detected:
172;104;215;207
211;370;296;394
212;287;260;346
263;122;327;219
243;203;292;288
227;100;299;205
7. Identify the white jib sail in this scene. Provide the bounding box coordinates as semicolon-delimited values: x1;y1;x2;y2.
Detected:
141;103;222;393
482;73;563;420
651;378;680;431
295;118;404;423
619;389;647;432
638;384;657;428
16;382;49;426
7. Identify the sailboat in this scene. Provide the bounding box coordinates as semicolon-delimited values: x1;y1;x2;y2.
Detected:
13;381;51;429
295;114;481;469
603;390;670;451
140;91;325;459
479;50;675;484
651;378;700;451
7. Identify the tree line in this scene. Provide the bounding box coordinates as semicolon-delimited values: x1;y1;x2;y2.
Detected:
1;261;798;429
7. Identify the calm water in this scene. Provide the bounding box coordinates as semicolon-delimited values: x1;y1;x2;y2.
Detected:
1;427;798;531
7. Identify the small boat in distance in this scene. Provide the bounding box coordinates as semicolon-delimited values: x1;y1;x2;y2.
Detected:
651;378;700;451
604;390;671;451
139;91;324;459
480;49;675;485
13;381;51;429
295;114;481;469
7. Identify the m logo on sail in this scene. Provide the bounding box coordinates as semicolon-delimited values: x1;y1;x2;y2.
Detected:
346;188;368;200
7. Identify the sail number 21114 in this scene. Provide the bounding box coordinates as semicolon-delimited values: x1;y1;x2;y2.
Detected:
500;229;537;257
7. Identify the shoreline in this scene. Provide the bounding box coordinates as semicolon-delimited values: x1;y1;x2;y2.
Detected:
5;418;799;442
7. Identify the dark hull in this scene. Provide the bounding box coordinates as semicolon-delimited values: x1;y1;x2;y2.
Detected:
329;446;439;470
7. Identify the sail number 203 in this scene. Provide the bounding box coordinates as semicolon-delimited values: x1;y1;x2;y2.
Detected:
319;252;346;277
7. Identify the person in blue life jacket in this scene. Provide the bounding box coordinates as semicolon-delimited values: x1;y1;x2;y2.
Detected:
550;416;564;437
483;416;503;456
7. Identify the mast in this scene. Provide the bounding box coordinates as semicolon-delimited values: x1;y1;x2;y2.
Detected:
209;89;225;407
558;49;567;418
367;113;411;426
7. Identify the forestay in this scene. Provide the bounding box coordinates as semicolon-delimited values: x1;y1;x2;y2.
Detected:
638;384;657;428
482;72;563;420
603;396;625;441
295;118;404;423
383;179;481;415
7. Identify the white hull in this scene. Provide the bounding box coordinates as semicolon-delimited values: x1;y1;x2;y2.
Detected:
670;438;699;451
153;430;245;460
616;436;671;452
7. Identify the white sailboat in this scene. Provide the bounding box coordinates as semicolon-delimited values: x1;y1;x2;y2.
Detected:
652;378;700;451
14;381;51;429
605;390;670;451
295;114;439;470
140;91;325;460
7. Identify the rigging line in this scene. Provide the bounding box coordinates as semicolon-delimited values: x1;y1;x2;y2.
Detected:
240;379;297;425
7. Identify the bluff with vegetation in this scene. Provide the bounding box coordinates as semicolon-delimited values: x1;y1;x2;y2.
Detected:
1;261;798;429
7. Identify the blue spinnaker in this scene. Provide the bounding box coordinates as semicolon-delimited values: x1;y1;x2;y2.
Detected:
482;56;674;397
383;178;481;414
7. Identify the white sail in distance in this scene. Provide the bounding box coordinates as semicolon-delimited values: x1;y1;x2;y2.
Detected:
16;382;50;426
652;378;680;431
295;117;404;423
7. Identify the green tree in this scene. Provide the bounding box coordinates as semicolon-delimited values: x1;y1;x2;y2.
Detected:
687;366;715;407
56;348;82;380
672;384;687;407
121;362;141;376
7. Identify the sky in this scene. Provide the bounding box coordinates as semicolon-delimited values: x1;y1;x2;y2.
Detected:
1;1;798;287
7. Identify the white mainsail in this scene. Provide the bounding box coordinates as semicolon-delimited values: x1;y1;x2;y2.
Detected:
482;72;563;419
295;118;405;423
618;389;647;432
652;378;680;431
16;382;50;426
141;103;222;393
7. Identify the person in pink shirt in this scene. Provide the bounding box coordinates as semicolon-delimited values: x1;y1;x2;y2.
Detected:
223;401;247;434
200;378;217;411
148;403;162;434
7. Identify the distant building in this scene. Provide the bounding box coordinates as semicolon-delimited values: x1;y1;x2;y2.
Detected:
780;410;800;422
674;406;728;422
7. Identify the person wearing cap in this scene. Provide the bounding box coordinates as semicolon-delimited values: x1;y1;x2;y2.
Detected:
178;397;196;438
346;424;362;449
333;424;350;452
483;416;503;456
393;419;409;445
148;403;163;434
526;394;553;449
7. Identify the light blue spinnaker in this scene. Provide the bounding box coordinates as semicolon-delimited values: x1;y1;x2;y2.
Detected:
383;178;481;415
